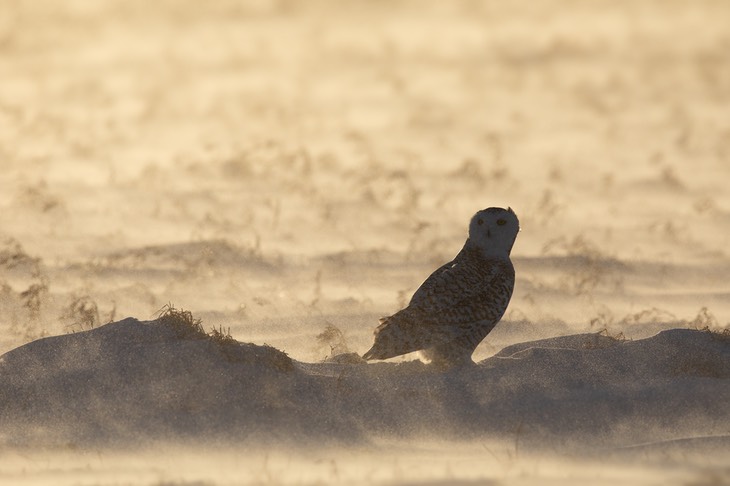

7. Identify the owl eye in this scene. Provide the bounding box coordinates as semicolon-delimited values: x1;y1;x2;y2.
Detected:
496;219;507;226
477;218;484;225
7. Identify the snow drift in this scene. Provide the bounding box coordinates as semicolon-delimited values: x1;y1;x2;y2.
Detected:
1;316;728;452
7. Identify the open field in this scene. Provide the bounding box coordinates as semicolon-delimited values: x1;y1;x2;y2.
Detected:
1;0;729;484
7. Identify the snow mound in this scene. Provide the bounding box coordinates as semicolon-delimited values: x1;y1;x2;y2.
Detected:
1;319;728;451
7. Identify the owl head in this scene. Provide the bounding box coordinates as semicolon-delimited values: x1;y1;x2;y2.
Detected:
468;207;520;256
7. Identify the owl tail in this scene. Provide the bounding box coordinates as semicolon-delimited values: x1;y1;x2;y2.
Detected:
362;314;424;361
362;317;395;360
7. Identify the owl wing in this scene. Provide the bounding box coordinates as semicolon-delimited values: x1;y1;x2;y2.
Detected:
409;251;502;316
363;255;511;360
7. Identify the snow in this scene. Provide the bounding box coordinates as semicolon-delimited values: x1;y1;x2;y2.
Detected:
1;317;728;484
1;0;730;483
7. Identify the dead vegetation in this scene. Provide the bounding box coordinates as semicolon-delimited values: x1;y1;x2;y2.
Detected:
589;306;729;343
702;327;730;343
1;238;50;340
15;182;65;214
316;323;350;360
155;304;293;371
583;328;626;349
61;295;101;331
682;306;730;343
155;304;206;339
541;235;624;295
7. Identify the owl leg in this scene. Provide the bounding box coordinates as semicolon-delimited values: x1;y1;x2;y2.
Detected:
421;321;489;367
421;340;477;368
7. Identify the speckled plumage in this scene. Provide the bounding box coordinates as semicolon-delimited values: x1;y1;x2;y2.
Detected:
363;207;519;367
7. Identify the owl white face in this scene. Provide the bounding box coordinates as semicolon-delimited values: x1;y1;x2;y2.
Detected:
468;207;520;256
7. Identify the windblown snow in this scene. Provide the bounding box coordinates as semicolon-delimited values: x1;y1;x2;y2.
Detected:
1;317;729;452
1;0;730;484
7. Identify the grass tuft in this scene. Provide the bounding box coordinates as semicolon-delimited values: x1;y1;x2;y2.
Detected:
316;323;349;359
596;328;626;342
699;326;730;344
155;303;206;340
209;325;237;345
62;295;100;331
581;328;626;349
155;304;294;371
687;307;730;343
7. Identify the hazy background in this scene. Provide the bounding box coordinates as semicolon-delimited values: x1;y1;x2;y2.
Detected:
1;1;730;484
2;0;728;362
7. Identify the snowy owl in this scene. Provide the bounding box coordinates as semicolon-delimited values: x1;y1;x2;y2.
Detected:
362;207;519;367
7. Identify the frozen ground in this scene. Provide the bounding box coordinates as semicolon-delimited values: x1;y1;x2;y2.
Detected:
1;314;729;485
1;0;729;484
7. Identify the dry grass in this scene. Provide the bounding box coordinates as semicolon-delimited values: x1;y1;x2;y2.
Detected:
699;326;730;344
689;307;720;329
155;304;294;371
582;328;626;349
541;235;624;295
687;307;730;343
209;325;237;346
1;238;50;340
316;324;349;357
62;295;101;331
596;328;626;342
155;304;206;340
